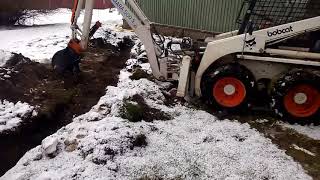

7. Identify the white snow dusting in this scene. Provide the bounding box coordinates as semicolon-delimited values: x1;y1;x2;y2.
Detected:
281;123;320;140
42;136;59;155
0;100;36;133
2;70;311;179
0;9;122;63
0;50;13;67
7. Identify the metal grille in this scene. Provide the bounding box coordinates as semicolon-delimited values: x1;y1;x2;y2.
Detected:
237;0;320;33
136;0;245;33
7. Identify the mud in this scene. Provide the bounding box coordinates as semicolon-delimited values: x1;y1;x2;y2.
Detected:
0;42;131;175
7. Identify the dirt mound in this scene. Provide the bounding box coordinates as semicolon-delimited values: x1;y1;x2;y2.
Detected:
0;40;132;175
120;94;171;122
0;53;48;103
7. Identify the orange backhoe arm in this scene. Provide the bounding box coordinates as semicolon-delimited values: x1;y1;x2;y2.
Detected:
71;0;79;24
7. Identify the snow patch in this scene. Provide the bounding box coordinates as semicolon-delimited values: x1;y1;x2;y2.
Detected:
42;136;59;155
2;75;311;179
0;50;13;67
281;123;320;140
21;9;122;27
0;9;123;63
99;29;135;47
0;100;36;133
256;119;269;123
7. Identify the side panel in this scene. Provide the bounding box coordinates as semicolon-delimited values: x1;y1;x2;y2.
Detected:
195;16;320;96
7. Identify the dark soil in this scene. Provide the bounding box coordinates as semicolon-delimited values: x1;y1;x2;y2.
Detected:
120;94;171;123
130;134;148;149
129;68;152;81
0;43;131;175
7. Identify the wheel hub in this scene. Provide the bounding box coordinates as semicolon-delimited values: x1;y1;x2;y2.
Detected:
284;84;319;118
224;84;236;95
293;92;308;105
213;77;246;108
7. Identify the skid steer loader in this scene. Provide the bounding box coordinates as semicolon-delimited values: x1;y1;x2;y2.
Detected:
57;0;319;125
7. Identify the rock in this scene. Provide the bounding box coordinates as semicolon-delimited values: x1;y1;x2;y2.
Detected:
76;134;86;139
129;68;150;80
33;153;43;161
131;134;147;149
22;161;30;166
168;88;177;97
111;126;119;130
64;139;78;152
42;136;58;156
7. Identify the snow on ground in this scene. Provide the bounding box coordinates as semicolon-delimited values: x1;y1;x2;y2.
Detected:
0;8;122;63
2;67;311;179
0;10;314;179
22;9;122;26
0;67;18;81
0;50;13;67
0;100;37;133
280;123;320;140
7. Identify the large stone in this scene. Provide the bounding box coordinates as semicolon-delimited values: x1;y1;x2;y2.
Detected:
41;136;58;156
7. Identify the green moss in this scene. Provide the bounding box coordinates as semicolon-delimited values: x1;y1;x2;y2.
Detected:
129;69;150;80
120;101;144;122
120;95;171;122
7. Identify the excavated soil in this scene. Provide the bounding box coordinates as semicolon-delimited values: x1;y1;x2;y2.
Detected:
0;42;131;175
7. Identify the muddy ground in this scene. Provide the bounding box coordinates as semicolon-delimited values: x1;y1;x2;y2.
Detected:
0;41;131;175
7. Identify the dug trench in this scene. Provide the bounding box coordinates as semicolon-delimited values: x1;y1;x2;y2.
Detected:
0;40;132;175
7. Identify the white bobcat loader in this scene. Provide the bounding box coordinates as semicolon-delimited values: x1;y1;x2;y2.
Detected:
64;0;319;125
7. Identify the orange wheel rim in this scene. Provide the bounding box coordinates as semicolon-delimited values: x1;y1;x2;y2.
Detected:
213;77;246;108
284;84;320;118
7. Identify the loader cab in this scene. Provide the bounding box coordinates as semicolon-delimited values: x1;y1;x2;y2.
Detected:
236;0;320;51
196;0;320;124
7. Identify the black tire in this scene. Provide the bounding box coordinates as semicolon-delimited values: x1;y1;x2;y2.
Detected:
271;70;320;125
201;63;256;112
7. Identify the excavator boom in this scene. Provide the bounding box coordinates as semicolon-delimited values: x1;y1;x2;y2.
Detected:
71;0;164;79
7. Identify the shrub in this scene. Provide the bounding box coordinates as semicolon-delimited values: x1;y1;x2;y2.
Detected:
0;0;50;25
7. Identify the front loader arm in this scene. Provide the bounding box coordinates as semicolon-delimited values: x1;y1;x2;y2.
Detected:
110;0;163;79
